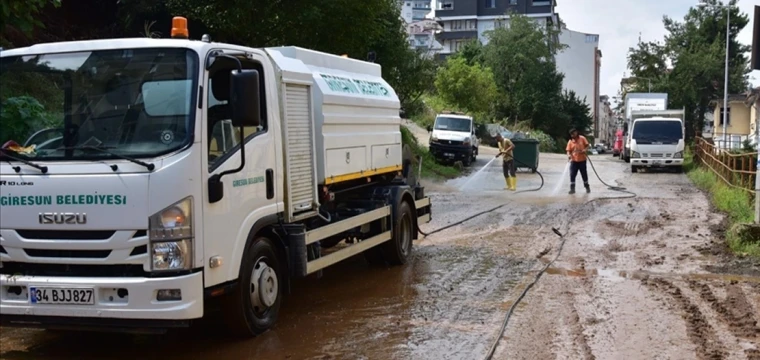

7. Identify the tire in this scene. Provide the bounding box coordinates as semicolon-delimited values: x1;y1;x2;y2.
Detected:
472;147;478;162
381;200;414;265
674;166;683;173
222;236;283;338
463;153;472;167
631;166;638;173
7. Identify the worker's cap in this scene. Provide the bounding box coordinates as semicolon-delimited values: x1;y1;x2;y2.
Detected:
569;128;579;135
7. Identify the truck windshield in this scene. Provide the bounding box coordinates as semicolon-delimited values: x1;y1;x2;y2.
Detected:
632;121;682;144
434;117;471;132
0;48;197;161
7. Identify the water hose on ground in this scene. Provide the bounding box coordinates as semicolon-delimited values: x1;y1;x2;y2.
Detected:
416;157;544;237
482;227;568;360
412;152;639;358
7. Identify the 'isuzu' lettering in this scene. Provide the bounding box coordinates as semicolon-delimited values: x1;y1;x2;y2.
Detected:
0;194;127;207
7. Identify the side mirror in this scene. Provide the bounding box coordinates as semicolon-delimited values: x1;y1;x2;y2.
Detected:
208;174;224;203
426;125;432;132
230;69;261;127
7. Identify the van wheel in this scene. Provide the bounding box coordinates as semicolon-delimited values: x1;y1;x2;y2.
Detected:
382;201;414;265
631;166;638;173
222;236;283;338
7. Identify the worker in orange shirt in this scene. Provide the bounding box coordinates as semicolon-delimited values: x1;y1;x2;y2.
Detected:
566;128;591;194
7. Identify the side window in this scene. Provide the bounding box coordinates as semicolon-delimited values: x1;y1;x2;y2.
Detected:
207;64;267;169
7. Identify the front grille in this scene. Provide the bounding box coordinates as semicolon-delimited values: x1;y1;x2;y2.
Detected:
0;262;146;277
24;249;111;259
650;153;664;158
440;140;463;146
15;230;115;240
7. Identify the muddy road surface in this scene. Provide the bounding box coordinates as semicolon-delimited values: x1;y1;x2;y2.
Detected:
3;152;760;360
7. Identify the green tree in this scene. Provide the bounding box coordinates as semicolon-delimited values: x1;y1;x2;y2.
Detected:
434;57;498;116
626;0;751;139
480;13;566;132
558;90;593;135
0;0;61;37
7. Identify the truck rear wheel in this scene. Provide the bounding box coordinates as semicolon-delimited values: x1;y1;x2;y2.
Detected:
382;200;414;265
222;236;283;338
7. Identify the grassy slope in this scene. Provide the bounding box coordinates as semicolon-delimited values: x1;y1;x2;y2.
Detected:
684;150;758;256
400;125;461;179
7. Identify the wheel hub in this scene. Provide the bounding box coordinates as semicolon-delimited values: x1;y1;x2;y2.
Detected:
250;261;279;310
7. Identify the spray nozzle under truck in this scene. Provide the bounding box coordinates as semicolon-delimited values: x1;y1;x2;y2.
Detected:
0;17;431;336
628;108;686;173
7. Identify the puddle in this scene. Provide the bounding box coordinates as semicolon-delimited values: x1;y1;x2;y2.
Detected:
544;266;760;284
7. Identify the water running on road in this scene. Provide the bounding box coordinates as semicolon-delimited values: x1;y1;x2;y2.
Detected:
459;157;498;191
551;161;570;196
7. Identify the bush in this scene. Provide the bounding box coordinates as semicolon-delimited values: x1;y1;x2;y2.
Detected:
0;96;61;145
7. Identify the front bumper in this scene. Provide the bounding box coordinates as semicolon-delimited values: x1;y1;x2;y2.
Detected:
429;142;471;161
0;270;204;324
631;158;684;167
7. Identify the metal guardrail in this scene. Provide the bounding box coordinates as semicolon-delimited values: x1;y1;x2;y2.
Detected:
693;137;757;194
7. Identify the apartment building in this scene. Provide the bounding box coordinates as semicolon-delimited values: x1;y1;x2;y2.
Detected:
555;27;601;128
400;0;443;53
433;0;559;58
598;95;614;145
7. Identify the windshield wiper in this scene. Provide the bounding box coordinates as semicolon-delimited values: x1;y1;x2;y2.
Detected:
0;148;48;173
59;146;155;171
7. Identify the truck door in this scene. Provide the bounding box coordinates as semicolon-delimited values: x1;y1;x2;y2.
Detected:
202;51;281;287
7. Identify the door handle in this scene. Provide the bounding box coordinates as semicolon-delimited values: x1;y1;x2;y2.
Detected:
266;169;274;200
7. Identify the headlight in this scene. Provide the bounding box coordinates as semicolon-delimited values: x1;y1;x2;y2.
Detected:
632;151;641;158
430;135;438;142
149;197;193;271
673;151;683;158
463;139;471;146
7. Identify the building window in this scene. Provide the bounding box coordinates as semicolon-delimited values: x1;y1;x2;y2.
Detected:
509;0;517;4
496;19;509;28
451;20;462;30
485;0;496;8
452;40;468;52
437;0;454;10
464;20;476;29
532;0;551;5
585;34;599;43
719;107;731;125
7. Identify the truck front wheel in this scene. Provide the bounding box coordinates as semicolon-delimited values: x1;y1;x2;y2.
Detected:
382;200;414;265
222;236;283;337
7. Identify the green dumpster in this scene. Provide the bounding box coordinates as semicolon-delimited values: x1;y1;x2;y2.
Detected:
511;138;540;173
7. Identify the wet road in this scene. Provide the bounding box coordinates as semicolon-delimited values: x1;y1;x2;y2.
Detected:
4;150;760;359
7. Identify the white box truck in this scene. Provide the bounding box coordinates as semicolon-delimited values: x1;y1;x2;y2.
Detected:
628;109;686;173
622;93;668;162
0;18;431;336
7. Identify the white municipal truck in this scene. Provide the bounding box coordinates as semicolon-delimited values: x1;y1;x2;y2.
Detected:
628;109;686;173
622;92;668;163
0;17;431;336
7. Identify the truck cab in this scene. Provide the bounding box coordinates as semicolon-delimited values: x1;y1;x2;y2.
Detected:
0;18;431;336
426;112;479;166
628;111;686;173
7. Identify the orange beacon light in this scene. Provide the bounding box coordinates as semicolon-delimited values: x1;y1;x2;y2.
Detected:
171;16;189;39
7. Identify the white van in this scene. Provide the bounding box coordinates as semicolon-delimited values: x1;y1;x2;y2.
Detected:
426;112;479;166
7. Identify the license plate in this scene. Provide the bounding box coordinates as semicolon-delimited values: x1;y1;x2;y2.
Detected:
30;287;94;305
444;153;454;158
652;160;662;165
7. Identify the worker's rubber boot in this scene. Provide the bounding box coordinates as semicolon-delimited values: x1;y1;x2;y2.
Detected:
504;177;510;190
509;177;517;191
568;184;576;195
584;183;590;194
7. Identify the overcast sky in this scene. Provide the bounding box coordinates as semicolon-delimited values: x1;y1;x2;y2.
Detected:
431;0;760;104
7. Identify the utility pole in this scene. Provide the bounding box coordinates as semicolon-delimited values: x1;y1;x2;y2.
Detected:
723;7;730;150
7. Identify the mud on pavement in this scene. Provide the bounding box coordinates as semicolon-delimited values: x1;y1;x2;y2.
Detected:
3;154;760;360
